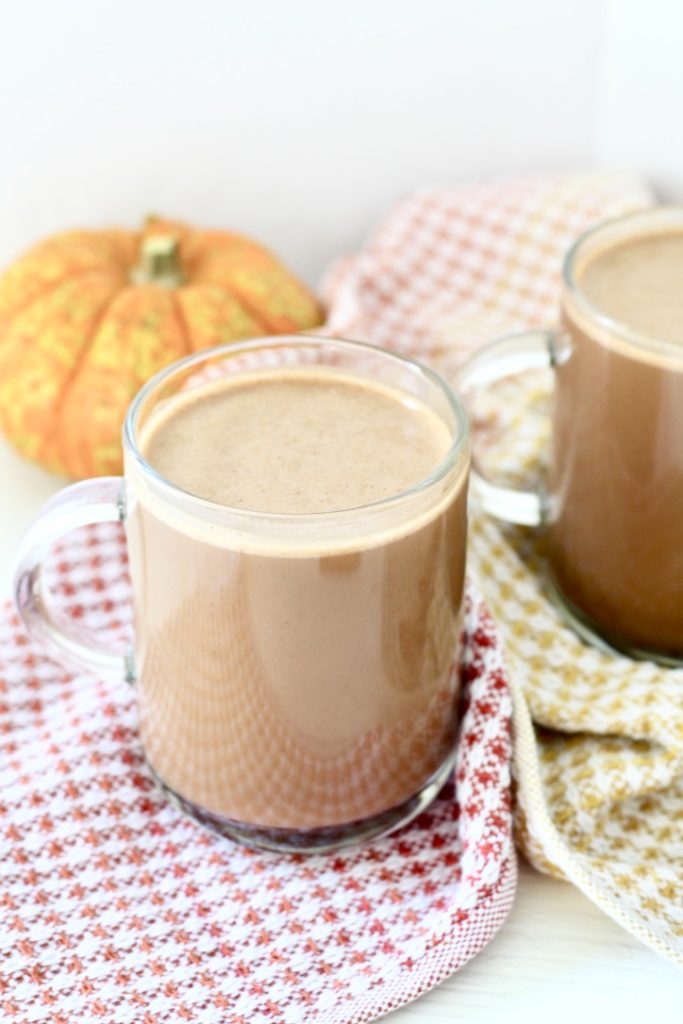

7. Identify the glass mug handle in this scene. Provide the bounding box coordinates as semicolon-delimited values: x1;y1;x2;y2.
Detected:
13;477;129;684
455;329;558;527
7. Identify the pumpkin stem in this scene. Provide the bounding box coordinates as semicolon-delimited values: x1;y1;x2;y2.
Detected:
131;235;184;288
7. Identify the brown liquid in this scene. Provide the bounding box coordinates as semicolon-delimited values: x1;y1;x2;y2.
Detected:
142;372;453;512
578;233;683;345
550;230;683;656
126;370;468;830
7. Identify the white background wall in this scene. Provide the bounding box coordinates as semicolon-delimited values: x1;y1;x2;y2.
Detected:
0;0;604;286
597;0;683;199
0;0;680;287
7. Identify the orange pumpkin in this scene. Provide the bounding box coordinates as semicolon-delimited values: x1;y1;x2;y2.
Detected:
0;217;323;478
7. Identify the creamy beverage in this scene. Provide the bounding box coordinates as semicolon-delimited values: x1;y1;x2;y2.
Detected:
577;232;683;342
126;367;469;834
550;227;683;656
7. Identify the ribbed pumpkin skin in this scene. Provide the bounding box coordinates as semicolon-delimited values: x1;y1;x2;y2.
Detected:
0;218;323;478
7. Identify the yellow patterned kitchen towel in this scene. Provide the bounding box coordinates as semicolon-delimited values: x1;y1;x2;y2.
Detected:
323;170;683;967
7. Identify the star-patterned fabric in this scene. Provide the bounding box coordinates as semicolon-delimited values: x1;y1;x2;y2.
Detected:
0;521;515;1022
323;170;683;967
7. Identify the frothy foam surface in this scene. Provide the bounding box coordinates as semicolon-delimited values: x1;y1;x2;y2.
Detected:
578;230;683;346
140;370;452;514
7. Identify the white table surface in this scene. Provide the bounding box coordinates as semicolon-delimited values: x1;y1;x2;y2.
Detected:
1;435;681;1021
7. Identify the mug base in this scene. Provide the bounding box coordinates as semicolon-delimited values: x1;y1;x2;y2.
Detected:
148;747;458;855
544;571;683;668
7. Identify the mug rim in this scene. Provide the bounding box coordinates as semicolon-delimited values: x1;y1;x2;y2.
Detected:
563;205;683;360
122;334;470;524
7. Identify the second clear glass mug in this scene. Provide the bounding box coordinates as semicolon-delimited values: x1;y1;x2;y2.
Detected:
457;207;683;666
14;336;471;853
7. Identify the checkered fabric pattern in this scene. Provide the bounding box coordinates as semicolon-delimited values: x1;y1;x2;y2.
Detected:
0;522;515;1022
324;170;683;968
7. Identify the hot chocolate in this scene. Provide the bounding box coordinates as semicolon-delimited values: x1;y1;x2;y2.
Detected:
126;368;469;831
550;228;683;655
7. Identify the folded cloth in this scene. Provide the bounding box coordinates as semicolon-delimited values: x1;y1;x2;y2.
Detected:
0;522;514;1023
324;170;683;967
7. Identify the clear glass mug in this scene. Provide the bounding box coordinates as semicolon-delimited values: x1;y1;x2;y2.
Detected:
457;207;683;666
14;336;471;852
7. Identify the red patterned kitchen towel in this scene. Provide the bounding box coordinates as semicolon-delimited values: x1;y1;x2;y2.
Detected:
0;522;515;1022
